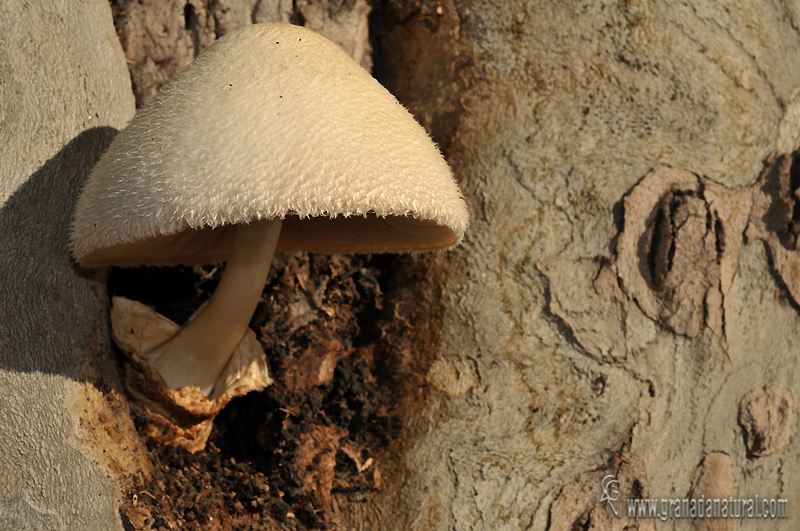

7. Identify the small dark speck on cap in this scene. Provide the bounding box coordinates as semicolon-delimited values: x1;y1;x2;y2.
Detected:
276;41;280;44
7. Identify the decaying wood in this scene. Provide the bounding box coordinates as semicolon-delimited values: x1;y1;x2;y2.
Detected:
342;1;800;529
6;0;800;528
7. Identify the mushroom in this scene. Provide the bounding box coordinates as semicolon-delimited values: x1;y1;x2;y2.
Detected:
71;23;468;401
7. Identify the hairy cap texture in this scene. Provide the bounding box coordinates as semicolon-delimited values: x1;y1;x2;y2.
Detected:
71;23;468;266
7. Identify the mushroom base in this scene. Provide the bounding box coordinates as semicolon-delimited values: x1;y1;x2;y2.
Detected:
111;296;272;452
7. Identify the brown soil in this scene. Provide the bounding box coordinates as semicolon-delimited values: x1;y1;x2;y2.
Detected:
106;5;455;528
111;252;405;530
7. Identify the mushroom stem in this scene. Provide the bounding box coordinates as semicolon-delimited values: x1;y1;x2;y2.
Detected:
148;219;282;397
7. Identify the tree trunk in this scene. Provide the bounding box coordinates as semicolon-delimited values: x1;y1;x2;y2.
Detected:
0;1;151;528
7;0;799;528
343;0;800;529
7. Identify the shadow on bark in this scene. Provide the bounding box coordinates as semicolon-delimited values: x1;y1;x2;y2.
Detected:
0;126;119;378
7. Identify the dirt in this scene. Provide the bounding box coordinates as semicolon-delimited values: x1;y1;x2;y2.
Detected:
105;4;454;528
111;252;406;530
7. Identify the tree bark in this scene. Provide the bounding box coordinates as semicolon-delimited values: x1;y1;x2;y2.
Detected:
343;0;800;529
8;0;799;529
0;1;152;528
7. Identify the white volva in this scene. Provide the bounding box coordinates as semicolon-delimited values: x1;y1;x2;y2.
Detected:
70;23;469;397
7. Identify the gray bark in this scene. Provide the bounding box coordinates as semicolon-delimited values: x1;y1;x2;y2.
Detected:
341;1;800;530
0;1;150;528
6;0;798;529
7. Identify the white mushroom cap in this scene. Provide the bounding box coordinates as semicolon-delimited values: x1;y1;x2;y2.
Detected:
71;23;468;267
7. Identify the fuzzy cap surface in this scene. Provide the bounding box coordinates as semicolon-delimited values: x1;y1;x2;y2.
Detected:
72;23;468;266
